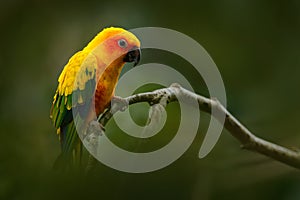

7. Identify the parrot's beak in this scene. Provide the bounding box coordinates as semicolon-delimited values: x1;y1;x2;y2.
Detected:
124;48;141;67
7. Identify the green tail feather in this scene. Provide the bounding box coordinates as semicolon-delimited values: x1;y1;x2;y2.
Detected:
53;121;84;171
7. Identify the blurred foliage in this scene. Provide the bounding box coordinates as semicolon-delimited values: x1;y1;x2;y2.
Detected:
1;0;300;199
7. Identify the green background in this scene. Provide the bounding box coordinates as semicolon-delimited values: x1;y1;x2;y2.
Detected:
1;0;300;199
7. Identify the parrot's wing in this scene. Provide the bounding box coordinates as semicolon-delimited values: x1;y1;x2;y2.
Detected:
50;51;100;155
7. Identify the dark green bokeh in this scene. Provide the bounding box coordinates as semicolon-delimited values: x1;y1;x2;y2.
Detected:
1;0;300;199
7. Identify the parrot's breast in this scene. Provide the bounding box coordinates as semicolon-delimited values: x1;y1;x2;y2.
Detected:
94;62;124;115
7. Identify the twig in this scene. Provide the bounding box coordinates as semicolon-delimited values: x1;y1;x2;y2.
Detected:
98;83;300;169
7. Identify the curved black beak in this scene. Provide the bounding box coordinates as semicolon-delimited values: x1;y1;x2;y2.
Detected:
123;48;141;67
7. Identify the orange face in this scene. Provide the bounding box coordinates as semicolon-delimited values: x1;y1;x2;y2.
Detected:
104;34;141;66
90;28;141;67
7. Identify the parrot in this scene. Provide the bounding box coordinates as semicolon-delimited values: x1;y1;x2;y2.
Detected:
50;27;141;169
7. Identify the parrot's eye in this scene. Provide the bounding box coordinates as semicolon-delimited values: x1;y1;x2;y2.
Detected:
118;39;127;48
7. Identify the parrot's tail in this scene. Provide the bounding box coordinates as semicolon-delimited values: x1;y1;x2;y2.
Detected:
53;121;83;171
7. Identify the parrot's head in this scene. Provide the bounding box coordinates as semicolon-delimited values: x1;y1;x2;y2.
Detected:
86;27;141;67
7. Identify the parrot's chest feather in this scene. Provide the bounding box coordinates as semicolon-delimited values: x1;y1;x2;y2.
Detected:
94;63;123;115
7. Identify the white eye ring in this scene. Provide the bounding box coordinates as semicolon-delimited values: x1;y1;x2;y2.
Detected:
118;39;127;48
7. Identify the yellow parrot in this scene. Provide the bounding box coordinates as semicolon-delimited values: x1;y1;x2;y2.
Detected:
50;27;141;169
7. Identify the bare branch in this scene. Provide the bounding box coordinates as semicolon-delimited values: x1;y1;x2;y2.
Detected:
98;83;300;169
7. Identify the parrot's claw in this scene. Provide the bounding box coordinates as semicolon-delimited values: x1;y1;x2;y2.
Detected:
84;120;105;148
87;120;105;136
111;96;128;112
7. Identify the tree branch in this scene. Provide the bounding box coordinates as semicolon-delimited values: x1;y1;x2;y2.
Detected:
98;83;300;169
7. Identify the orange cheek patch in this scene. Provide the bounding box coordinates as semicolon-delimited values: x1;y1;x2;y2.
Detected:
103;39;122;55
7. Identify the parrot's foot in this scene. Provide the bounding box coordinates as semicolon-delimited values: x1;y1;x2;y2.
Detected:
87;120;105;136
84;120;105;151
111;96;128;112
